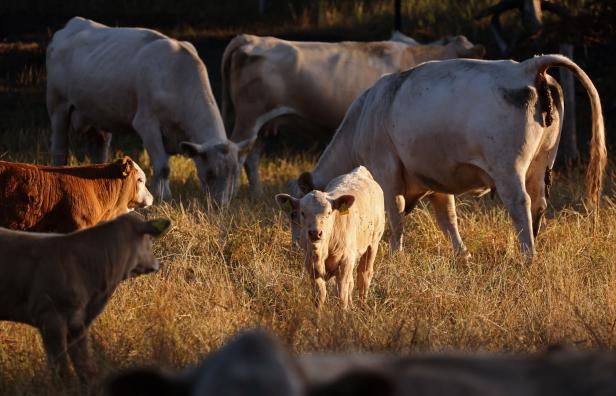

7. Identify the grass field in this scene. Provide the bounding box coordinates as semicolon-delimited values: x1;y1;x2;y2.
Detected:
0;144;615;395
0;1;615;394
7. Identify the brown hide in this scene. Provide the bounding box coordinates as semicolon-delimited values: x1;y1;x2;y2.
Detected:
0;157;139;232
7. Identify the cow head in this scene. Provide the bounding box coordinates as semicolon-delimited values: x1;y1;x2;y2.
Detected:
180;138;255;206
302;192;355;245
447;35;485;59
106;329;305;396
113;157;154;210
119;157;154;210
278;190;355;257
106;328;394;396
125;215;171;278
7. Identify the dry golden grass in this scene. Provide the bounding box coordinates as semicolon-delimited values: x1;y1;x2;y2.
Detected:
0;152;615;395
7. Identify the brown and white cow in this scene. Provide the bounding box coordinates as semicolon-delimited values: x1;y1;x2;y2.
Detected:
47;17;254;203
276;166;385;309
107;328;616;396
0;156;152;232
221;33;484;193
291;54;605;257
0;213;171;390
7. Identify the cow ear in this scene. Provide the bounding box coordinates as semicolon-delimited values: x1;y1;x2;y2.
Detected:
236;137;256;157
332;195;355;214
180;141;203;158
105;368;190;396
141;218;172;239
275;194;299;215
298;172;315;194
465;44;485;59
308;370;395;396
121;157;134;177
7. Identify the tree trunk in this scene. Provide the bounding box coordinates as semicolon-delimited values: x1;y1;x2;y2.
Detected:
557;43;580;170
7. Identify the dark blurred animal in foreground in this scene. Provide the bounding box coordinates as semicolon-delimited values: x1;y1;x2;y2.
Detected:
276;166;385;309
47;16;254;204
0;213;171;391
0;156;152;232
289;54;605;257
107;328;616;396
221;33;485;193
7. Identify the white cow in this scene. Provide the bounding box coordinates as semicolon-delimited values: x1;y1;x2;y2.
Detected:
46;17;254;204
292;55;605;257
276;166;385;309
221;33;484;193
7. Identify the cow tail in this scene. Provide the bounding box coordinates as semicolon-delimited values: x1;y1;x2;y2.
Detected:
221;34;253;135
523;54;606;209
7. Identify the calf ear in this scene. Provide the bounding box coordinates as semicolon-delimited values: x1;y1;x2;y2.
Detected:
180;142;203;158
141;218;172;238
275;194;299;215
298;172;315;194
121;157;134;177
332;195;355;213
105;368;190;396
308;370;395;396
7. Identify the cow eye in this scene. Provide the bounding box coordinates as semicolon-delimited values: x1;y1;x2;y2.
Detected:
301;211;305;217
137;178;144;183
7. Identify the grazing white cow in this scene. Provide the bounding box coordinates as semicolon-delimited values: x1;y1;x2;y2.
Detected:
107;329;616;396
292;55;605;257
276;166;385;309
221;33;484;193
46;17;254;204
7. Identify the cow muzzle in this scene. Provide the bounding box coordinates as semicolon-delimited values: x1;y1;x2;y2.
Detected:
308;229;323;242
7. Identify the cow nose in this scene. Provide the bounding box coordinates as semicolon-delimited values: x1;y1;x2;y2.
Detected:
308;229;322;241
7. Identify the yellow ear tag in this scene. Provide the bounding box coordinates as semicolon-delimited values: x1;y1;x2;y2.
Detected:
339;203;350;215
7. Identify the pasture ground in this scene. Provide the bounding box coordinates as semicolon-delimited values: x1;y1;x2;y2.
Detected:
1;5;615;394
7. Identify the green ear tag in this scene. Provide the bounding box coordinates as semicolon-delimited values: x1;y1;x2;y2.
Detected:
151;218;171;239
339;203;350;215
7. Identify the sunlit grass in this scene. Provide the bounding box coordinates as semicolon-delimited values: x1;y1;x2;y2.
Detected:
0;140;615;395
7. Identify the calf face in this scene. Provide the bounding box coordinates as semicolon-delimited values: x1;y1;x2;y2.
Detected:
127;218;171;277
180;139;254;206
126;159;154;209
276;192;355;249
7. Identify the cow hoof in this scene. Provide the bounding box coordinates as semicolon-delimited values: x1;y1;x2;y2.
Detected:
456;249;471;262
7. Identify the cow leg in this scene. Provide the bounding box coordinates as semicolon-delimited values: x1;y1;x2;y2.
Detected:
336;255;355;309
87;130;112;163
132;115;171;200
313;277;327;309
242;142;262;195
357;245;377;301
495;176;535;256
50;104;70;165
428;193;469;258
372;163;406;255
39;315;71;383
526;166;549;241
67;327;94;391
